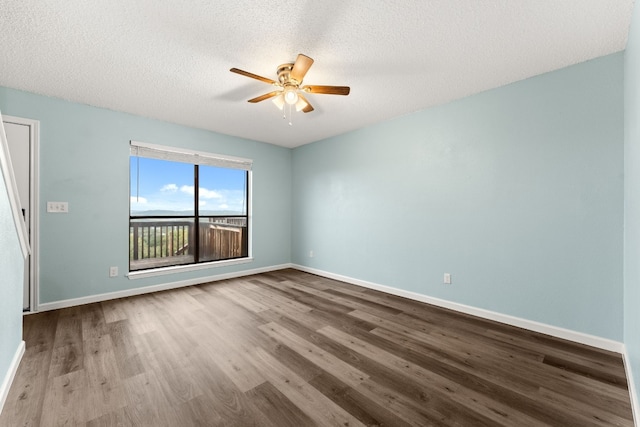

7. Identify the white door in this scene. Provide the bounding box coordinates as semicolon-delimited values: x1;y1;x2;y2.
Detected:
3;118;37;311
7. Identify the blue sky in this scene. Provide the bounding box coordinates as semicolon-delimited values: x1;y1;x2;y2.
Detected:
130;157;247;214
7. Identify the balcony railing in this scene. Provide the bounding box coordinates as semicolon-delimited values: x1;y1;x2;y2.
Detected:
129;217;247;271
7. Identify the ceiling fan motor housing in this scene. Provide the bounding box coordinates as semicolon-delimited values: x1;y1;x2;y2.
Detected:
277;63;299;86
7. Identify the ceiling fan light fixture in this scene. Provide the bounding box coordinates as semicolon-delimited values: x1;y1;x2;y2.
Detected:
295;98;308;112
272;94;285;110
283;86;298;105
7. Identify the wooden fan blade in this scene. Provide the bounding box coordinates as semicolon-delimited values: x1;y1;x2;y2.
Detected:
230;68;276;85
248;91;281;103
290;54;314;83
298;93;314;113
302;85;350;95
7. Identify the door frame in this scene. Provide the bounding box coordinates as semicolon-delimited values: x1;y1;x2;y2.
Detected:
3;115;40;313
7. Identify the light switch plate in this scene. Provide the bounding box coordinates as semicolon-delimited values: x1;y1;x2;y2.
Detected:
47;201;69;213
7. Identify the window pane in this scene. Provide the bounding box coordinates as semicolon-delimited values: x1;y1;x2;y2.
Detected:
130;157;195;216
129;218;195;271
130;147;250;272
197;165;247;215
198;217;248;262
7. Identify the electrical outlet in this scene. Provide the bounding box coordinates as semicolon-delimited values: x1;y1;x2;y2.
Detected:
444;273;452;284
309;250;314;258
109;266;118;277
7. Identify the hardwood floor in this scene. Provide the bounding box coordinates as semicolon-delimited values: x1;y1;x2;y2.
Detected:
0;269;634;426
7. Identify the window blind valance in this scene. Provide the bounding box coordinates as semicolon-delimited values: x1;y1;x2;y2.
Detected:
130;140;252;171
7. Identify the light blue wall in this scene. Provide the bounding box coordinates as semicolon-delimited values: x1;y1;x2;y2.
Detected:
0;47;627;343
624;0;640;412
293;53;624;340
0;152;24;399
0;87;292;304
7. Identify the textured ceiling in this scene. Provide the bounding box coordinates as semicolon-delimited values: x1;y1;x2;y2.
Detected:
0;1;635;148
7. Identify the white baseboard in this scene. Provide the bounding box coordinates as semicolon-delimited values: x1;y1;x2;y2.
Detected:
623;347;639;426
292;264;624;354
35;262;624;354
37;263;294;312
0;340;25;416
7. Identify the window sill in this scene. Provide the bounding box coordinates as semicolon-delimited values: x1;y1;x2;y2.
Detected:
127;257;254;280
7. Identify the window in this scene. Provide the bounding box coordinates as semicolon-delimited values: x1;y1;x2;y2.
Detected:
129;141;251;272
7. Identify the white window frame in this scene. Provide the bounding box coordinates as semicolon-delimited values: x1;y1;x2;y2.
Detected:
127;141;253;279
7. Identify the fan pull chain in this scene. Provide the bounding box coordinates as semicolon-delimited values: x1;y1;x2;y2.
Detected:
288;103;293;126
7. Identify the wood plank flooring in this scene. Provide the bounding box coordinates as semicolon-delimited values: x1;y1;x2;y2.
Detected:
0;269;634;426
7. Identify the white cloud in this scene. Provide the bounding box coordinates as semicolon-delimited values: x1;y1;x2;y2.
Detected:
180;185;222;199
200;200;207;207
180;185;195;196
130;196;147;204
200;188;222;199
219;203;229;209
161;183;178;192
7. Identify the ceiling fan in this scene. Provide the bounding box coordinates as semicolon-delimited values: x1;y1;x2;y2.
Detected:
230;53;350;114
